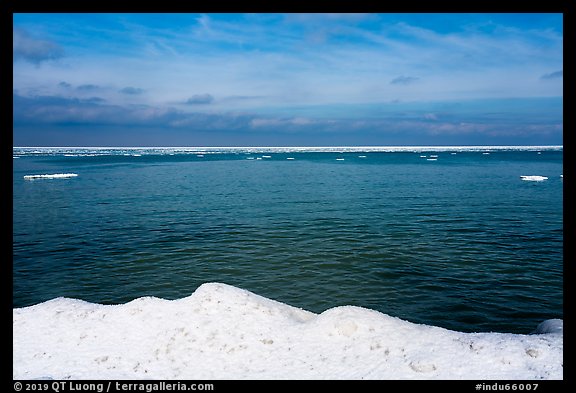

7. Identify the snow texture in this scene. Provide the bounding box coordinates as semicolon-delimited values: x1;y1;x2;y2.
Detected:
13;283;563;380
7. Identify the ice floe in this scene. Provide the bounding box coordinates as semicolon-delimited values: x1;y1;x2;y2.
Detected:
532;319;563;335
13;283;563;380
520;176;548;182
23;173;79;180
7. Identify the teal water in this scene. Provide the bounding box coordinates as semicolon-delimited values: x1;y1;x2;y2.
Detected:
12;147;563;333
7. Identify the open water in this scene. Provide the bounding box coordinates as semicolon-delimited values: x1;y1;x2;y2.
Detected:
12;146;563;333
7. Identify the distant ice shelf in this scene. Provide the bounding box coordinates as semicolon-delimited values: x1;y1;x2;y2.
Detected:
13;283;563;380
12;145;563;157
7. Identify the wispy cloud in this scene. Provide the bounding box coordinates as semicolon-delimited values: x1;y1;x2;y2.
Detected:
540;70;563;80
13;27;64;64
185;94;214;105
119;87;145;95
12;13;563;146
76;84;100;91
13;15;563;107
390;76;419;85
423;113;439;120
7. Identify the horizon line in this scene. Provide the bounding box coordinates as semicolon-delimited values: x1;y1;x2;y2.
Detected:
13;145;564;149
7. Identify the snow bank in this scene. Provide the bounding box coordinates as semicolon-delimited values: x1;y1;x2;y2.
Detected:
13;283;563;380
23;173;78;180
520;175;548;182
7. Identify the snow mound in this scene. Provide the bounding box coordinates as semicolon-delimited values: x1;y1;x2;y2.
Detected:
533;319;563;335
13;283;563;380
23;173;78;180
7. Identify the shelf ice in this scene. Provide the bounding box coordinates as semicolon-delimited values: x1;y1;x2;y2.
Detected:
13;283;562;380
12;145;563;157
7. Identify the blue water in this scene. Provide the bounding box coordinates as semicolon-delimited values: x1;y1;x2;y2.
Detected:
12;147;563;333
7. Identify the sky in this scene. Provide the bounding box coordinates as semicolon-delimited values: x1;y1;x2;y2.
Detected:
12;13;563;146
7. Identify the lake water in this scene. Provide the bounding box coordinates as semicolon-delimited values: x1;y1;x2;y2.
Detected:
12;146;563;333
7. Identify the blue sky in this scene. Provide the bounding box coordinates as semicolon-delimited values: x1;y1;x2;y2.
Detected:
13;13;563;146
